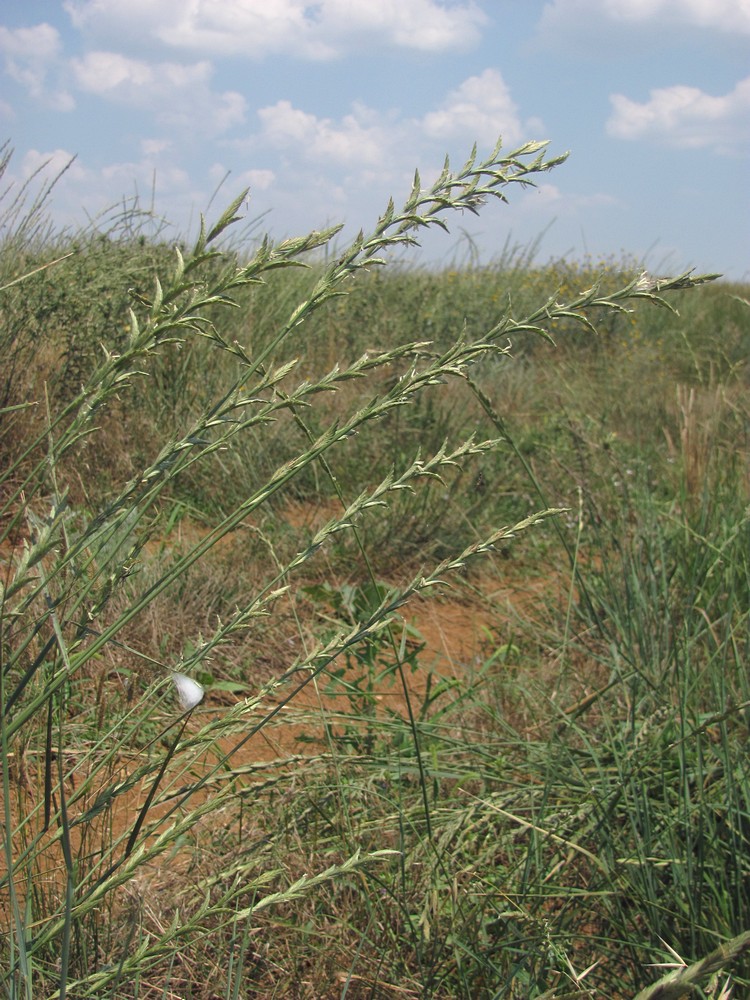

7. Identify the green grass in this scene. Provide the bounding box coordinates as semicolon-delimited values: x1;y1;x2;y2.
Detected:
1;138;748;999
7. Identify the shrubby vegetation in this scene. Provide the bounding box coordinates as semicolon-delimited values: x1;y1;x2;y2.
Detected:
1;139;748;998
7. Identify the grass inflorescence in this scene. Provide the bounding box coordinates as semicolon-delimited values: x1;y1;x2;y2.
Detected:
1;138;748;999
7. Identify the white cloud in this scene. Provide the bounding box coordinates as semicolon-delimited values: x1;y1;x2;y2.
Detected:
539;0;750;36
607;76;750;154
141;138;171;156
237;168;275;191
421;69;537;148
520;183;618;213
250;68;542;192
70;51;246;133
72;50;165;92
160;1;335;60
257;100;395;167
209;163;275;192
70;51;223;97
240;67;546;247
20;147;86;182
0;23;74;110
63;0;485;58
0;22;61;63
318;0;486;52
101;158;191;190
7;146;215;236
17;147;190;206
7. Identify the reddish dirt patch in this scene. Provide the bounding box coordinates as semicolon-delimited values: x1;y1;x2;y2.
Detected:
1;503;557;940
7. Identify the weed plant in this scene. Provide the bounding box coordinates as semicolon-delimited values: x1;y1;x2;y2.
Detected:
1;137;748;999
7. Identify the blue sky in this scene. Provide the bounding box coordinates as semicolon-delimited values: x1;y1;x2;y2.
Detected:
1;1;748;278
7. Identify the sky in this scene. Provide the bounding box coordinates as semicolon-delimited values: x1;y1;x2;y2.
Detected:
1;0;749;279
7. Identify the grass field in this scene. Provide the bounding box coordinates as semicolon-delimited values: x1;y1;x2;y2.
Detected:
1;140;749;999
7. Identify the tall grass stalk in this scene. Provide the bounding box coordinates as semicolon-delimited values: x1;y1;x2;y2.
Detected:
0;134;737;998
